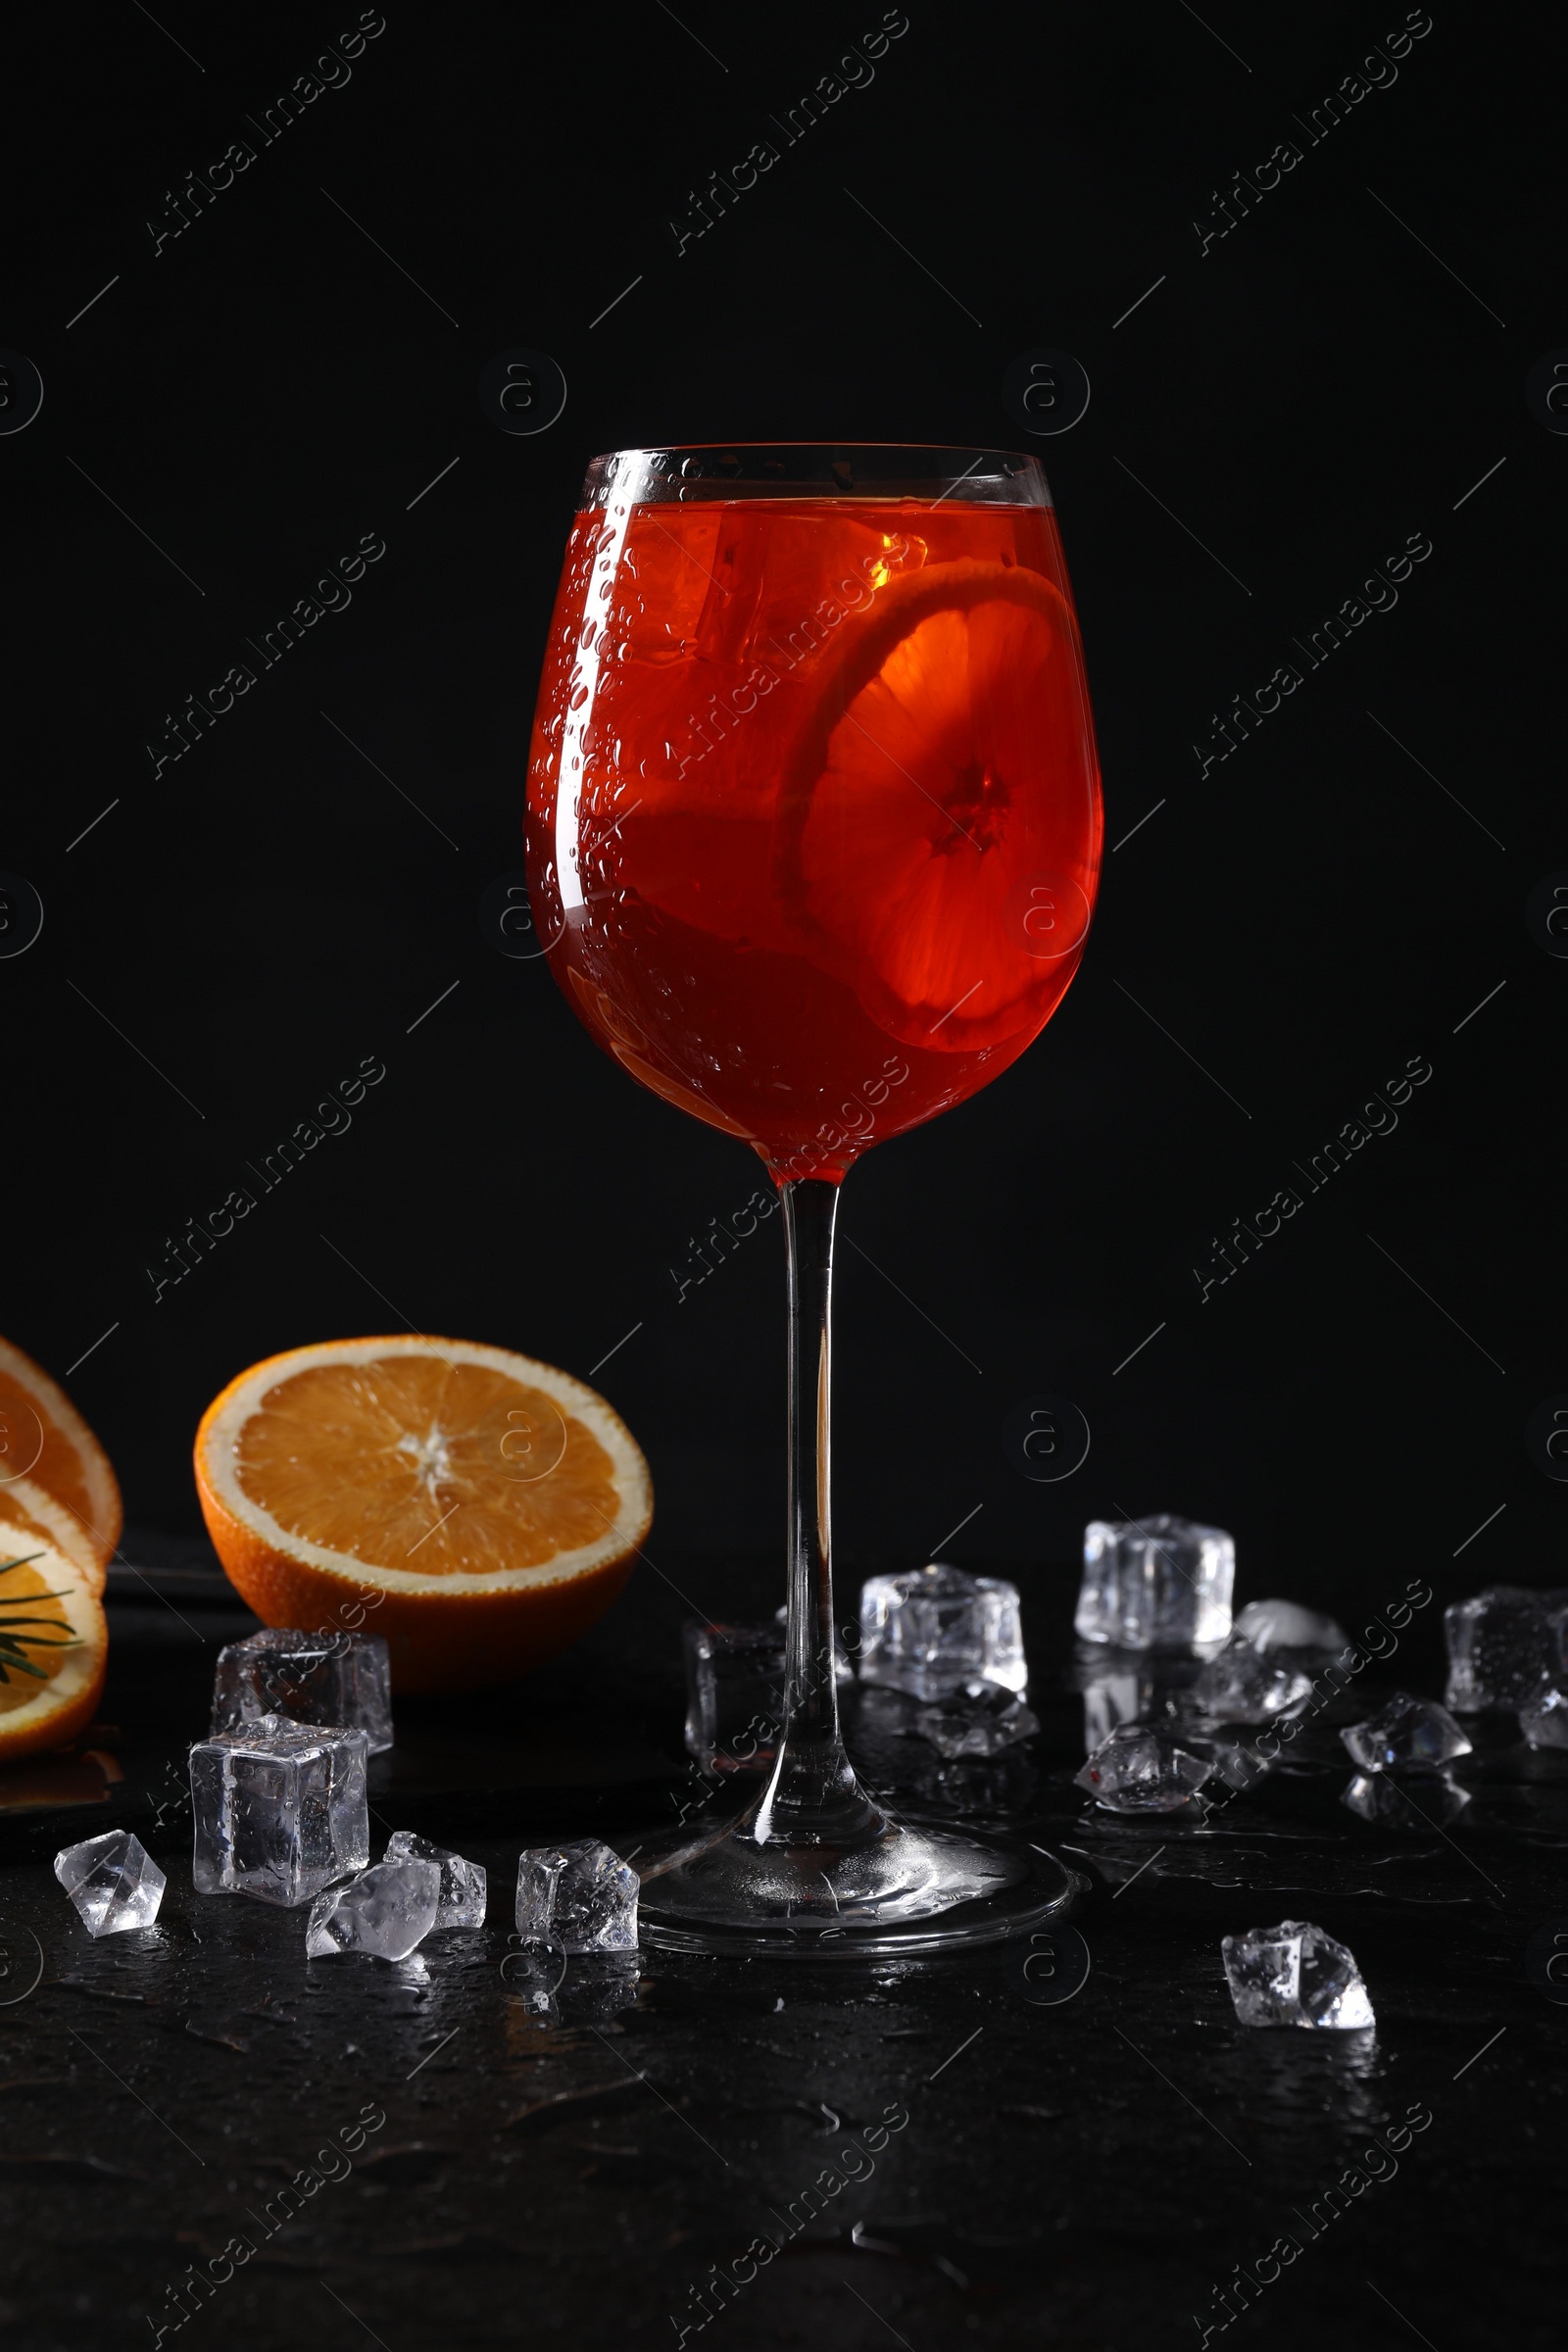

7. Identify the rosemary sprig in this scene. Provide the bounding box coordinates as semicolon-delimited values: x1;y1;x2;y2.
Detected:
0;1552;81;1686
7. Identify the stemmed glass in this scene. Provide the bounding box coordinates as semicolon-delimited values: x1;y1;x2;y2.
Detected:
525;446;1102;1953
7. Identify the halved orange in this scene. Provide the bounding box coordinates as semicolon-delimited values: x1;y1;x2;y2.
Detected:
194;1337;653;1692
0;1336;122;1573
0;1535;108;1760
772;559;1101;1052
0;1474;105;1595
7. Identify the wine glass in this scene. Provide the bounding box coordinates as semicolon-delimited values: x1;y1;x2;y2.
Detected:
525;445;1102;1954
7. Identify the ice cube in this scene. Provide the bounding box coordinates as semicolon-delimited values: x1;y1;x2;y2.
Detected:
1193;1634;1313;1724
1341;1771;1471;1828
1073;1724;1215;1812
682;1616;854;1778
385;1831;487;1928
1075;1516;1234;1651
683;1621;785;1775
1445;1587;1568;1712
1221;1919;1374;2029
1341;1692;1472;1773
916;1681;1039;1759
306;1857;440;1960
1081;1664;1152;1752
1520;1688;1568;1750
54;1830;165;1937
515;1838;638;1953
1233;1599;1349;1657
1076;1651;1203;1749
189;1714;369;1907
211;1627;392;1753
858;1565;1025;1699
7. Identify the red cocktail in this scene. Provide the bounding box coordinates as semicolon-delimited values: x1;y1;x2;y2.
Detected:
527;475;1100;1178
526;447;1102;1953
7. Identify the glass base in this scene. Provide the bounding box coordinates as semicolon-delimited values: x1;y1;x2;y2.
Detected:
633;1799;1086;1958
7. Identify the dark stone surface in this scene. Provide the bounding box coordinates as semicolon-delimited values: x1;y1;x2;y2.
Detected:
0;1547;1561;2350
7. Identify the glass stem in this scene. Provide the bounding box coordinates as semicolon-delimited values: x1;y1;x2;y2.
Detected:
751;1177;881;1847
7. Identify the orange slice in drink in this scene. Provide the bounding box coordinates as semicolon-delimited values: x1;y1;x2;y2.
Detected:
773;559;1100;1051
0;1336;122;1574
194;1337;653;1692
0;1535;108;1761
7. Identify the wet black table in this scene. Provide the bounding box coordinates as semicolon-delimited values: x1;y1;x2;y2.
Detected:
0;1542;1559;2351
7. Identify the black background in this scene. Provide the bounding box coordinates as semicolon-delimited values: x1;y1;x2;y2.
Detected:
2;0;1559;1631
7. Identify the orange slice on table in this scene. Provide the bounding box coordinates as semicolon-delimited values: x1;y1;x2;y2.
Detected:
0;1474;105;1595
194;1337;653;1693
0;1534;108;1761
772;559;1101;1052
0;1335;122;1575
